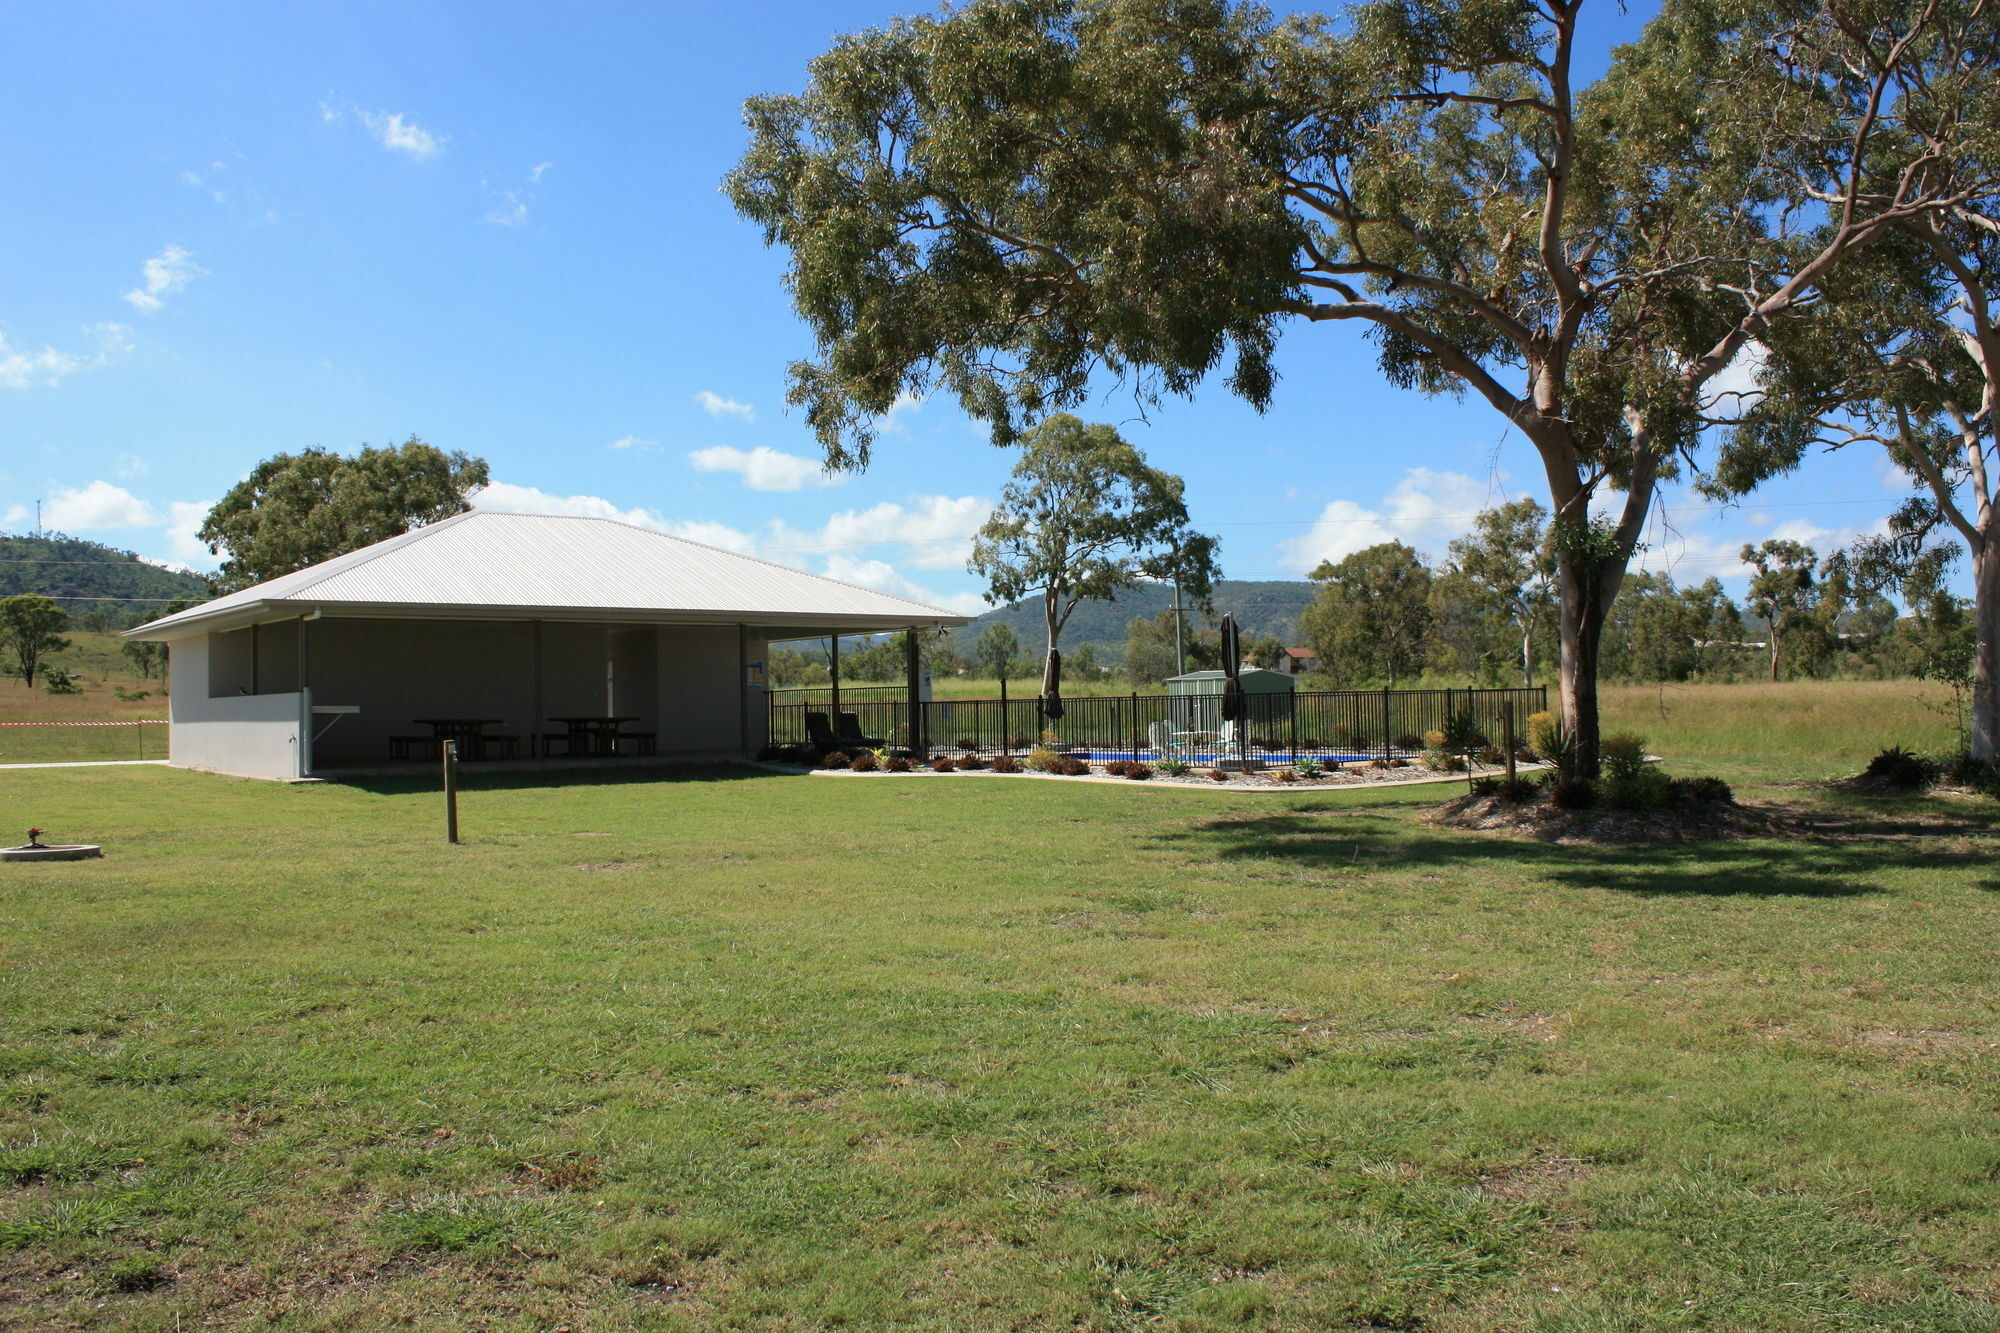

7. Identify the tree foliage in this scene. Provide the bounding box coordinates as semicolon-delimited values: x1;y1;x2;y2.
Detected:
1443;499;1556;687
0;594;70;688
968;414;1218;665
972;622;1022;682
730;0;1987;772
1123;608;1218;686
199;437;489;592
1299;542;1433;685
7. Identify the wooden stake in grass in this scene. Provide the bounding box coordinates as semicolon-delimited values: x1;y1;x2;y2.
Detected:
443;739;460;844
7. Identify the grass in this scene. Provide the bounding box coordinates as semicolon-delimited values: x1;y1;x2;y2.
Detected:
0;688;1995;1329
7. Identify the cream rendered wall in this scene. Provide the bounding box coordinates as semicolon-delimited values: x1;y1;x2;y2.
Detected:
655;626;744;752
167;633;307;780
742;633;770;754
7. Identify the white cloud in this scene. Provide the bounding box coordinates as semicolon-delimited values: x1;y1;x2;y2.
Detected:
687;445;840;492
42;480;158;531
1278;468;1503;571
694;390;755;422
819;553;983;612
471;480;986;609
123;244;205;314
485;193;529;227
0;323;132;390
358;109;444;159
482;162;553;227
801;494;988;570
115;453;148;478
472;481;671;530
163;500;217;568
609;435;656;452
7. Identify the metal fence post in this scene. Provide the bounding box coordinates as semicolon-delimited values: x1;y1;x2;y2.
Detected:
1381;686;1392;761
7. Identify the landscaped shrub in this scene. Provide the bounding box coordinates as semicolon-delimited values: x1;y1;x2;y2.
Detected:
1477;745;1505;766
820;751;852;770
1526;711;1564;763
990;755;1021;774
930;756;956;772
957;754;985;770
1423;730;1448;751
1472;774;1540;803
1054;756;1091;776
847;751;879;772
1103;758;1132;776
1668;775;1734;806
1865;744;1936;791
1275;768;1298;784
1157;756;1190;777
1441;706;1486;751
956;736;979;750
1346;733;1373;752
1603;766;1670;811
1025;746;1061;773
1546;771;1596;809
1946;753;2000;796
1123;762;1153;780
886;756;913;772
1208;768;1230;782
1394;733;1423;752
1293;757;1323;778
1601;733;1648;782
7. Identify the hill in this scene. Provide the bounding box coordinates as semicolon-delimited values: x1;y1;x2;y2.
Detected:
0;532;211;626
961;579;1315;654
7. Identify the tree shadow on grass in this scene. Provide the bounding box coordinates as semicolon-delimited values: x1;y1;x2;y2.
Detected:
330;761;794;797
1150;799;1992;898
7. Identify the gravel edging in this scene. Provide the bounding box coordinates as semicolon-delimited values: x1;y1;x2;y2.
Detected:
753;760;1554;793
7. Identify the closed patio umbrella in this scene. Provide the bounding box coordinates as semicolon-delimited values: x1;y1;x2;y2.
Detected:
1219;615;1243;723
1040;648;1064;721
1219;615;1245;766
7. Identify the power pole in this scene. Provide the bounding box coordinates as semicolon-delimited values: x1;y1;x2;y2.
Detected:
1172;579;1185;677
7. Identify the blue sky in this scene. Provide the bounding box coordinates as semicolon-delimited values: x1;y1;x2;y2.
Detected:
1;1;1930;618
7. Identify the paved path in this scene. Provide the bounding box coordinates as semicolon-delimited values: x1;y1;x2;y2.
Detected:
0;760;171;771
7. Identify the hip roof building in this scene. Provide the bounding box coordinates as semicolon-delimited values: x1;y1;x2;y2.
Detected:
128;510;970;780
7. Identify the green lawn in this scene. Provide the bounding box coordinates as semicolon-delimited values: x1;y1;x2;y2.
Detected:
1;717;1996;1330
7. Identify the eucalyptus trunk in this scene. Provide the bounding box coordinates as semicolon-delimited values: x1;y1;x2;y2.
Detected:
1555;559;1617;777
1976;538;1997;761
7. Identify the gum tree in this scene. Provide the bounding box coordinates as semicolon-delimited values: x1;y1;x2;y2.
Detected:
730;0;1983;772
199;437;488;592
1720;212;2000;753
968;413;1219;669
0;595;69;688
1444;500;1556;687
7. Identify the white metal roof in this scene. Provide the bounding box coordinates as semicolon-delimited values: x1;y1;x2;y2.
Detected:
127;511;972;640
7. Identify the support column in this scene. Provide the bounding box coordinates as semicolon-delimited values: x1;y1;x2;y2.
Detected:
828;634;841;719
905;628;925;761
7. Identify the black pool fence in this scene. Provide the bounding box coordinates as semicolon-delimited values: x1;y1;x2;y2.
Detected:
769;686;1548;764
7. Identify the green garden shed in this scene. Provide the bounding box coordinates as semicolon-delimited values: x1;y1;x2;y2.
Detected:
1163;667;1295;735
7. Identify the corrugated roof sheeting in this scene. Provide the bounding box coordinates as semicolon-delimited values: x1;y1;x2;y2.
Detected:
131;511;967;637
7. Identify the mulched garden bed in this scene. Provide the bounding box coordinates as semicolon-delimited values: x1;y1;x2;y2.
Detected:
1425;788;1793;844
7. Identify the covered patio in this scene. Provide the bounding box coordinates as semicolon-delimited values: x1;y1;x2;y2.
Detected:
127;511;969;781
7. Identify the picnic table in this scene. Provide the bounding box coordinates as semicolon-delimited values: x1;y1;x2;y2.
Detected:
405;718;518;761
544;716;650;757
